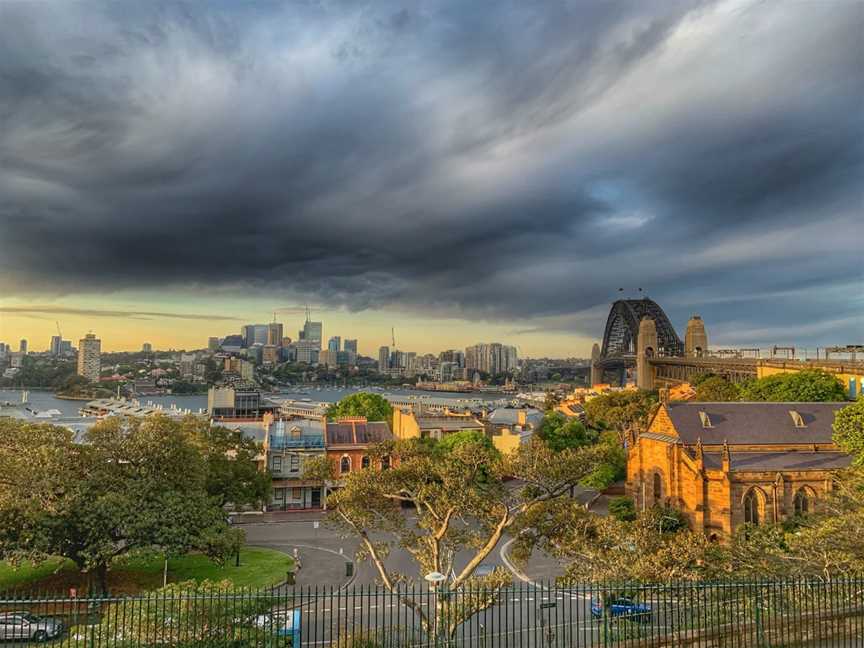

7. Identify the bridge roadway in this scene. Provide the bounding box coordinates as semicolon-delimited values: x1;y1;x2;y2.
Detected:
648;356;864;387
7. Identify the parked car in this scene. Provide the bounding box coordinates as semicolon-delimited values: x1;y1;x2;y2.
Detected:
0;612;65;642
590;597;651;622
251;610;301;643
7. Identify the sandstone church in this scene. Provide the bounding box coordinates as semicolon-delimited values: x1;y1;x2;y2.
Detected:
626;400;851;540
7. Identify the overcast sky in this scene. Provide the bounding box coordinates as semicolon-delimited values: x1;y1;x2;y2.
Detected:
0;0;862;354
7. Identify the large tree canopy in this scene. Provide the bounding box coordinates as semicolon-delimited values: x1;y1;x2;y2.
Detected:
0;416;244;592
326;392;393;423
583;390;658;442
311;436;613;639
693;376;741;402
738;370;846;402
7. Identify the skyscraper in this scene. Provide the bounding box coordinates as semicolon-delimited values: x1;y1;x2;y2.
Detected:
77;333;101;382
378;346;390;370
344;339;358;354
302;320;323;348
327;336;341;353
267;322;284;347
242;324;270;347
142;342;153;353
19;339;27;354
50;335;62;356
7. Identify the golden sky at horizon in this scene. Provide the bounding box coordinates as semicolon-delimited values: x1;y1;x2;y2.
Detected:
0;294;596;358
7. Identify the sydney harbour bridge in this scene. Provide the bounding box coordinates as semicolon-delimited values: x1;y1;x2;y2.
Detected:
590;298;863;396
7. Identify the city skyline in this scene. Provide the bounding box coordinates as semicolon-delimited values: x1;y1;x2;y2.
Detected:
1;1;862;355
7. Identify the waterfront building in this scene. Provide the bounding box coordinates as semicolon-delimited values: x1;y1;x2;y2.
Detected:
378;346;390;371
208;385;271;419
344;339;358;355
77;333;101;382
465;342;519;375
626;399;852;541
179;353;196;377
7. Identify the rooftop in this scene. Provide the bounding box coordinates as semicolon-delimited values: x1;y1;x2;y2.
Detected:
663;401;848;446
326;420;392;446
702;451;852;472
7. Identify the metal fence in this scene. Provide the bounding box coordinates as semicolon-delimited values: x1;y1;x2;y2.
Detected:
1;577;863;647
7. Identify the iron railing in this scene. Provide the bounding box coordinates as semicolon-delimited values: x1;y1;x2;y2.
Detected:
1;578;862;647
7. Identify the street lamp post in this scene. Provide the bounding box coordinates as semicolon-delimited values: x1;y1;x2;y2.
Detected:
424;571;447;645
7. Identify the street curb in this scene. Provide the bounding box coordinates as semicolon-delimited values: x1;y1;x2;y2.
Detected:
250;543;357;591
499;536;535;586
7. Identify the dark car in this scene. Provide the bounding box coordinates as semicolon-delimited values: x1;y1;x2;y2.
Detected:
0;612;65;642
590;597;651;622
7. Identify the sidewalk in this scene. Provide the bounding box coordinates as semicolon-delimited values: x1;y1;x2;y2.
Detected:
232;510;327;525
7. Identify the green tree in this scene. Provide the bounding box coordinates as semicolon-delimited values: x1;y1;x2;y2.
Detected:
693;376;741;402
314;437;613;640
195;422;272;508
537;412;598;452
739;369;846;402
832;398;864;465
0;416;243;593
437;429;496;455
608;496;636;522
579;431;626;489
327;392;393;423
584;390;658;443
93;580;271;645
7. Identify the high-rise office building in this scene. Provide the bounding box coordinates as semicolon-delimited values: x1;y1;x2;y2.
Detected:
19;339;27;354
301;320;323;348
77;333;101;382
142;342;153;353
242;324;270;347
327;336;341;353
378;346;390;370
50;335;62;356
267;322;284;347
344;339;358;354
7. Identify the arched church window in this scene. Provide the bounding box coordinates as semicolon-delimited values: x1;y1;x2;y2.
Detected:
743;488;763;525
793;487;814;516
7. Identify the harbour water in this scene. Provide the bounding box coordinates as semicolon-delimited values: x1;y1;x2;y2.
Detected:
0;386;517;420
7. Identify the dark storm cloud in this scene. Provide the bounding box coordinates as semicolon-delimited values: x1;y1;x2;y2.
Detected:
0;306;239;321
1;0;862;345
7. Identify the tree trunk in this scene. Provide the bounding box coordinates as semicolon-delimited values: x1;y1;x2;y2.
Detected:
96;562;109;596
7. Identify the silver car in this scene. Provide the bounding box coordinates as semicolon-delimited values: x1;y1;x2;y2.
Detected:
0;612;64;642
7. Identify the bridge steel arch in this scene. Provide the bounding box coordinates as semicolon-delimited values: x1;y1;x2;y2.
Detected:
599;298;684;361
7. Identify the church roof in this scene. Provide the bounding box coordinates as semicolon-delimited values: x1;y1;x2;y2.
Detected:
665;402;847;446
702;451;851;472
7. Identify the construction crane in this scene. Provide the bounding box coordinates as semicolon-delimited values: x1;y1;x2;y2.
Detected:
56;321;62;338
391;327;396;348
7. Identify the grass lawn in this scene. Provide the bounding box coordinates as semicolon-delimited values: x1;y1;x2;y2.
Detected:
0;547;292;594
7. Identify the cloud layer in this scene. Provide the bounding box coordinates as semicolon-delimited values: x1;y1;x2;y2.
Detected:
1;0;862;345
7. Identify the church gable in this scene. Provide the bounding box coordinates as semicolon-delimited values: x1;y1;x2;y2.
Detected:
644;404;679;440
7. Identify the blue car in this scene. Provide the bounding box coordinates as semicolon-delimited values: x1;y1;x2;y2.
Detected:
590;597;651;623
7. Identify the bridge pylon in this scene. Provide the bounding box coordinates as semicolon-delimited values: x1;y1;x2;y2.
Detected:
637;317;658;390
